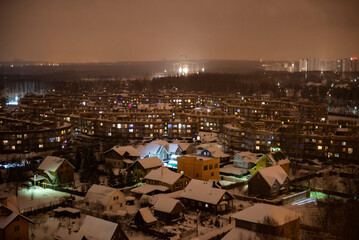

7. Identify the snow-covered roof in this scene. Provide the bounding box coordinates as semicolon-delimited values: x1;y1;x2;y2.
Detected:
152;140;170;151
38;156;67;172
144;167;183;185
137;157;163;169
235;151;264;163
231;203;301;226
85;184;123;206
0;204;32;229
153;196;183;214
131;184;169;195
168;143;181;153
138;207;157;224
106;146;140;157
266;151;290;166
181;179;231;205
139;143;168;158
251;165;289;186
206;146;230;158
78;215;118;240
177;142;191;151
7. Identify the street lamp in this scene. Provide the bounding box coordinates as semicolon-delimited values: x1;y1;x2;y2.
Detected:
34;174;38;188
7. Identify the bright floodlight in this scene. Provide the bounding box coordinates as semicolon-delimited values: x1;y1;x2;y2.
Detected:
183;67;188;74
202;67;205;72
179;67;182;73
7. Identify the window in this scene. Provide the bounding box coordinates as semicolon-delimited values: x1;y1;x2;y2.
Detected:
317;146;322;150
129;129;133;133
204;165;208;170
117;123;121;129
211;172;214;176
14;226;20;232
209;164;213;170
214;163;218;168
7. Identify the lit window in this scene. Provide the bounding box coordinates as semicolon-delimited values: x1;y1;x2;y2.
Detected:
317;146;322;150
39;144;43;148
129;124;134;128
342;142;346;146
348;148;353;154
255;146;260;150
11;146;16;150
3;140;8;145
117;123;121;128
129;129;133;133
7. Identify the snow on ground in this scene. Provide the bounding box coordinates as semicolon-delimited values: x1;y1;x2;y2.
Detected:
0;184;71;211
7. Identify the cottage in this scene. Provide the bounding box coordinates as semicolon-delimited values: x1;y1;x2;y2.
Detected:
229;204;301;240
37;156;74;185
104;146;140;168
144;167;191;192
233;152;263;169
250;151;290;175
138;142;169;160
127;157;163;182
180;179;234;213
85;184;126;212
153;196;184;224
248;165;290;198
134;207;158;228
131;184;170;196
78;215;128;240
0;204;33;240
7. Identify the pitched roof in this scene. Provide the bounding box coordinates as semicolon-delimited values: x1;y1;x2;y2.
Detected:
251;165;289;186
144;167;183;185
0;204;32;229
107;146;140;157
38;156;68;172
139;143;168;158
131;184;169;195
206;146;230;158
78;215;118;240
181;179;232;205
231;203;301;226
85;184;123;206
153;196;183;214
235;151;264;163
266;151;290;165
138;207;157;224
137;157;163;169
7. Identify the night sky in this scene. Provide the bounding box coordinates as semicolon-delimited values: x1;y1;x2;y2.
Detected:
1;0;358;63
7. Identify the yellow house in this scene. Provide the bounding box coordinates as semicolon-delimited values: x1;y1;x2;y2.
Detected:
250;155;269;175
177;154;220;181
250;151;291;175
85;184;126;212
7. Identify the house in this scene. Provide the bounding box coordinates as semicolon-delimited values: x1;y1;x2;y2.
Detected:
177;154;220;181
266;151;291;174
173;141;195;154
85;184;126;212
144;167;191;192
250;151;290;175
133;207;158;228
0;204;33;240
127;157;163;182
233;152;263;169
196;145;230;163
104;146;140;168
131;184;170;196
138;142;169;160
248;165;290;198
180;179;234;213
78;215;128;240
228;204;301;240
153;196;184;224
37;156;74;185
